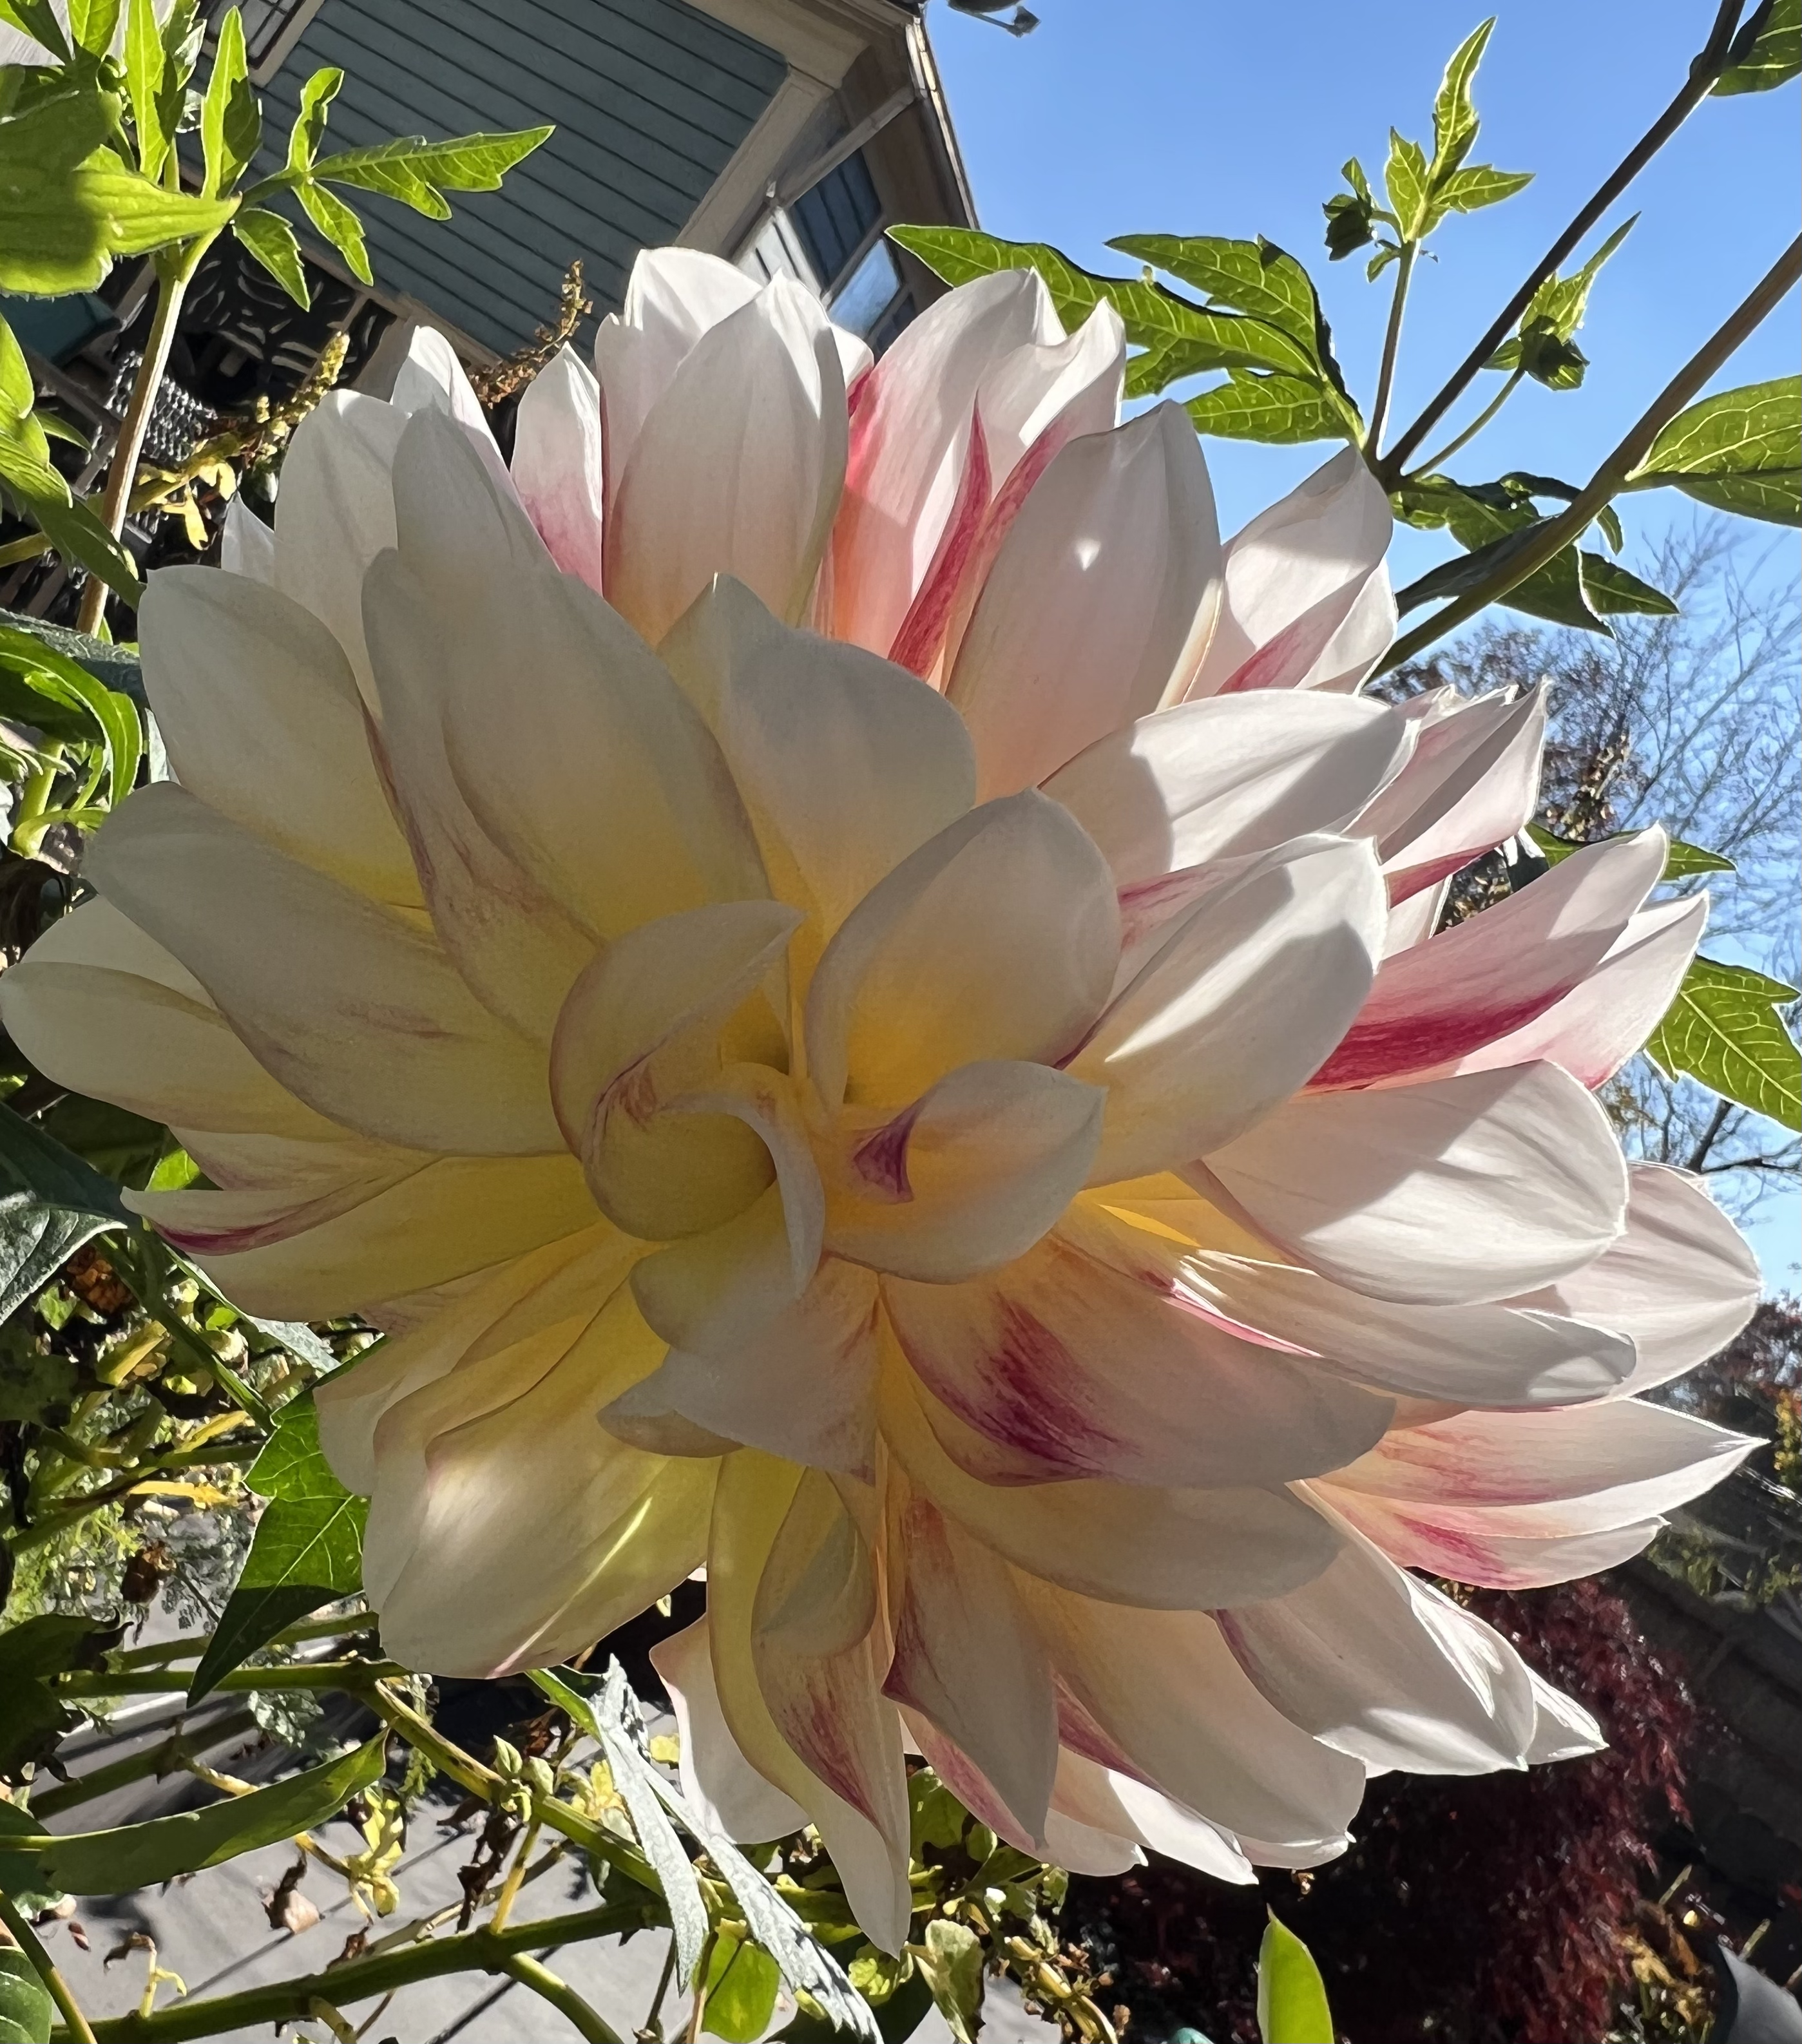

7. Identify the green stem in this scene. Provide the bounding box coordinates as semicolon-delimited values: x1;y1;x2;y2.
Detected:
75;234;218;634
1377;0;1751;482
56;1658;408;1698
111;1607;370;1671
0;1891;98;2044
28;1711;259;1820
501;1953;627;2044
1376;229;1802;673
1408;367;1526;477
0;532;52;569
1366;240;1418;454
52;1902;646;2043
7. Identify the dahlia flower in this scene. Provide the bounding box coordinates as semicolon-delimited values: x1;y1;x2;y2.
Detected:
1;250;1760;1947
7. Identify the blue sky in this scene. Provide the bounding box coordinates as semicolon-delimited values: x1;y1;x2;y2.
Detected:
928;0;1800;1285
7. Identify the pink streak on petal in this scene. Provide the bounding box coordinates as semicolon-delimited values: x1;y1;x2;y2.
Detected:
888;410;993;680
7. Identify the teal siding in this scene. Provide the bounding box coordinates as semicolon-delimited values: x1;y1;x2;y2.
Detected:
262;0;787;355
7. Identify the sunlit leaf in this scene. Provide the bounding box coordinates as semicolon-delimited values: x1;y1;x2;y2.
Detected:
914;1920;984;2044
297;178;372;285
1645;956;1801;1130
307;125;552;216
286;64;341;173
200;6;258;197
1526;824;1734;880
0;622;142;801
1713;0;1801;93
1187;372;1352;444
1430;17;1495;179
1383;128;1430;238
1624;376;1801;527
233;206;310;307
1256;1915;1334;2044
704;1931;783;2044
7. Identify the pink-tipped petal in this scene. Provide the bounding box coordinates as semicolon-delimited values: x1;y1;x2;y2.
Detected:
512;343;606;593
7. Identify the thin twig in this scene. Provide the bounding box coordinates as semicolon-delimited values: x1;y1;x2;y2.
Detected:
1376;231;1802;672
1378;0;1751;482
1687;1095;1736;1170
1409;366;1526;477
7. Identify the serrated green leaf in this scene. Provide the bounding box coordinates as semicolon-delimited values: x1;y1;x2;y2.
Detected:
1496;217;1635;364
66;0;120;56
309;124;551;213
200;6;255;196
1645;955;1801;1129
296;177;370;283
1526;823;1734;879
1257;1915;1334;2044
1431;17;1495;180
1430;162;1533;219
0;1734;385;1894
1625;376;1800;526
233;205;309;307
1187;372;1351;445
914;1920;984;2044
0;1949;53;2044
1107;234;1321;350
187;1401;365;1703
1713;0;1800;93
1383;129;1430;240
124;0;167;177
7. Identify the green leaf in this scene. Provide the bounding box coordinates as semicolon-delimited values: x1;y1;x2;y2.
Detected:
0;1949;53;2044
704;1931;783;2044
0;1102;128;1323
1107;234;1322;353
286;64;341;173
1713;0;1801;93
0;621;142;800
0;0;69;60
1526;824;1733;879
1383;129;1430;240
188;1399;367;1703
124;0;168;178
1322;191;1377;261
66;0;121;57
0;1733;386;1894
13;489;144;605
1580;553;1678;616
296;177;371;285
200;6;258;197
914;1920;984;2044
0;88;236;295
1645;956;1801;1130
1187;372;1351;445
0;606;141;700
233;206;309;307
1256;1915;1334;2043
1624;376;1800;526
1430;162;1533;218
1431;17;1495;180
308;124;552;214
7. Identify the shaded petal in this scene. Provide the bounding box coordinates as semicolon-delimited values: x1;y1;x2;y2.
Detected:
660;575;975;956
1447;894;1705;1087
220;497;274;581
1018;1578;1368;1848
806;789;1118;1109
883;1481;1058;1845
387;323;514;497
828;269;1058;656
1357;687;1547;903
650;1615;809;1841
1317;1492;1665;1590
133;1152;600;1321
826;1060;1103;1283
550;901;798;1239
945;404;1222;798
512;342;606;592
1198;1062;1629;1305
1043;690;1415;889
86;785;561;1156
1214;1521;1543;1775
1513;1163;1759;1397
608;278;847;644
140;568;419;906
882;1210;1390;1489
1048;1750;1254;1883
878;1355;1341;1609
709;1451;913;1952
1311;828;1669;1090
1187;449;1392;700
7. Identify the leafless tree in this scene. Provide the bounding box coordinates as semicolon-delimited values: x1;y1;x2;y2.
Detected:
1385;519;1801;1216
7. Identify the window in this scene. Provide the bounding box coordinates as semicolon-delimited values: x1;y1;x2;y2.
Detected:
829;238;910;345
790;154;883;296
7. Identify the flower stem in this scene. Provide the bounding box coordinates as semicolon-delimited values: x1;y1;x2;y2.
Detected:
73;234;217;634
55;1658;408;1698
1;1891;98;2044
1375;230;1802;673
501;1953;627;2044
1408;367;1526;478
1366;241;1418;455
1377;0;1750;483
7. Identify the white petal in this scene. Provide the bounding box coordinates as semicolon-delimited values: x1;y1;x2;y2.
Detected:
1044;689;1415;889
650;1616;809;1842
805;789;1118;1109
1523;1670;1605;1762
220;497;274;581
608;277;847;644
1072;834;1386;1180
140;568;419;905
86;786;562;1155
945;403;1223;798
1199;1062;1629;1305
1187;448;1393;699
512;343;606;593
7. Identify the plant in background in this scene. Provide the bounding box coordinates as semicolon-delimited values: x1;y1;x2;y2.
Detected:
0;0;547;631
